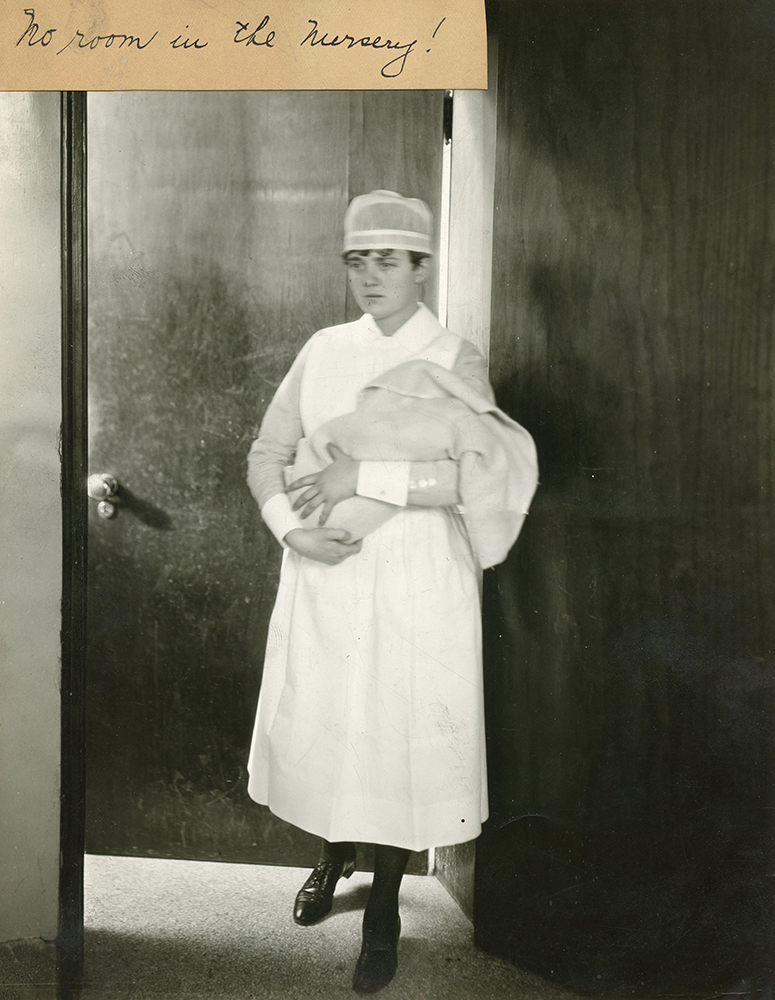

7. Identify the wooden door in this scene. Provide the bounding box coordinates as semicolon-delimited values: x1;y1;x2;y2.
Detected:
85;91;443;867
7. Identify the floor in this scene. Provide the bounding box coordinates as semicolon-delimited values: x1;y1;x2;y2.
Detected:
0;855;586;1000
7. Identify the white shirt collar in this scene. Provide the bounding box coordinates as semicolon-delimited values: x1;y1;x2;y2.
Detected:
361;303;445;352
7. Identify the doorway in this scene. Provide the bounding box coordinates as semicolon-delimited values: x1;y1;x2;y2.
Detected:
61;84;501;982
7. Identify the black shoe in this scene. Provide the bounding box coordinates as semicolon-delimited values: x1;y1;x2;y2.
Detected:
293;854;356;925
352;917;401;994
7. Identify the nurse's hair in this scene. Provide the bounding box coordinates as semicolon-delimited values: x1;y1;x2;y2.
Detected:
342;248;430;268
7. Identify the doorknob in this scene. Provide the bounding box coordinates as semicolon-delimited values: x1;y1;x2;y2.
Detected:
87;473;119;518
87;473;118;500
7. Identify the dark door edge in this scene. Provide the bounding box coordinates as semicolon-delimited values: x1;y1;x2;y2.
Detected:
57;90;88;995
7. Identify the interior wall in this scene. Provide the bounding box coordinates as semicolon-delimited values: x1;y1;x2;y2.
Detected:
476;1;774;993
0;92;62;942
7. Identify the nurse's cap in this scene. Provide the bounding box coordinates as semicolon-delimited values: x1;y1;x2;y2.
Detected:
343;189;433;255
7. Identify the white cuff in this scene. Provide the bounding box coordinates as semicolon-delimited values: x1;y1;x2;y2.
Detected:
356;461;411;507
261;492;304;546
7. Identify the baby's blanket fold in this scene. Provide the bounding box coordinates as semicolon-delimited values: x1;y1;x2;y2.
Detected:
286;354;539;569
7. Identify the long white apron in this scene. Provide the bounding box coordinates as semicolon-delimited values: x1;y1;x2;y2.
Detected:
247;310;488;851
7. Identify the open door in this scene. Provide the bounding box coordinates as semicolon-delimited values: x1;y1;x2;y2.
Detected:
83;91;445;868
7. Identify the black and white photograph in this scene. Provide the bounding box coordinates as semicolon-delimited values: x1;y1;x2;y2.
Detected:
1;2;773;999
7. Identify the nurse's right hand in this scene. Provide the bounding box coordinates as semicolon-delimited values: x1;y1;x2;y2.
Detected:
283;527;363;565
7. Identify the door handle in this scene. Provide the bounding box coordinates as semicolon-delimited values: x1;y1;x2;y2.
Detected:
87;473;119;519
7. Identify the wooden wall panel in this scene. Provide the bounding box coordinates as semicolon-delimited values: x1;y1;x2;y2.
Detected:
475;2;774;992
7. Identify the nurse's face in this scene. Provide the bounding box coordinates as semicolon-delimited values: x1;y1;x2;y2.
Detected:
345;249;427;336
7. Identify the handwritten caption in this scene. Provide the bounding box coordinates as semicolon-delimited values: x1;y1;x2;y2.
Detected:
16;8;449;78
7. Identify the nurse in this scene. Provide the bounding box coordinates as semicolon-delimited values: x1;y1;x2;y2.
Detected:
246;190;537;993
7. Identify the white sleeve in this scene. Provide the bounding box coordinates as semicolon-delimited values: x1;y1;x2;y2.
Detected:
260;492;303;547
247;337;315;546
356;460;411;506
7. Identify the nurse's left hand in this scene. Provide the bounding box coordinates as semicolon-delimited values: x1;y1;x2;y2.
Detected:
287;445;359;524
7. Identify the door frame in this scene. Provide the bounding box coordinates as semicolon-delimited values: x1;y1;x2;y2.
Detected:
58;89;88;988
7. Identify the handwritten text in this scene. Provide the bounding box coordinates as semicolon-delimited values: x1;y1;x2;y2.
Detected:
12;7;451;80
234;16;275;47
300;18;417;78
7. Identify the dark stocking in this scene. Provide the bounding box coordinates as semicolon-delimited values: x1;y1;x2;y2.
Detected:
363;844;411;930
321;838;356;865
353;845;410;993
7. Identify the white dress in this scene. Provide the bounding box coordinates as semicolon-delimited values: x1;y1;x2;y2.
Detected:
246;305;489;851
